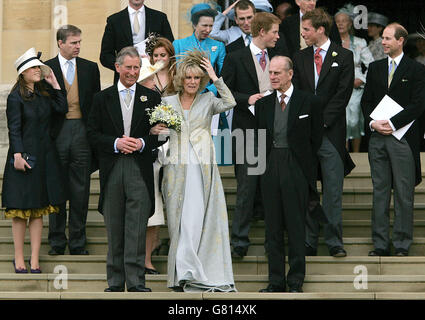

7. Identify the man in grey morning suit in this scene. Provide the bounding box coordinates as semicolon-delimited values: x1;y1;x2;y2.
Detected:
361;23;425;256
87;47;164;292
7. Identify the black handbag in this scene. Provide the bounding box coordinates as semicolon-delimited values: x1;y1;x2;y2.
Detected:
10;152;36;170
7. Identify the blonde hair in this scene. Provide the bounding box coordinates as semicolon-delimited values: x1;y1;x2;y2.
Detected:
173;50;210;94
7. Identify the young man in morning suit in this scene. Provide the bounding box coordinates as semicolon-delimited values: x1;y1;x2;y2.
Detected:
100;0;174;83
361;23;425;257
292;8;355;257
45;25;101;256
87;47;164;292
279;0;341;59
256;56;325;293
222;12;281;259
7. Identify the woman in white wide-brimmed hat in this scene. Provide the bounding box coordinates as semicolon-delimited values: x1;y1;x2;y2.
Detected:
1;48;67;273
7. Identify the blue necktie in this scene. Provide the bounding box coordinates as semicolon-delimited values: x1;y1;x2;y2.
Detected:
66;60;75;85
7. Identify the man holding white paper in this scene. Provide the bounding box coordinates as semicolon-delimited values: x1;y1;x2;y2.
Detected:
361;23;425;257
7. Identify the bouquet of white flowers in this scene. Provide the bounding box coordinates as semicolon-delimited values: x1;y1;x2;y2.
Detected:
147;103;183;132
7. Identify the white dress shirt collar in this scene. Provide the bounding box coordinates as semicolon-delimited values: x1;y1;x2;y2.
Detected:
250;41;268;56
128;4;145;16
277;83;294;102
58;53;76;69
117;80;136;93
313;38;331;54
388;52;404;67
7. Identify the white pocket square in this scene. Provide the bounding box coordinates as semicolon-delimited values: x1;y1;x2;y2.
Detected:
299;114;309;119
402;79;408;82
331;62;339;67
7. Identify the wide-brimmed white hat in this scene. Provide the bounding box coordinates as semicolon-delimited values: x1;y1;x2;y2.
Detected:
14;48;51;78
138;58;165;83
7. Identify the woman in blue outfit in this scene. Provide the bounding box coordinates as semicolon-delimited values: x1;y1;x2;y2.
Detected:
173;3;232;166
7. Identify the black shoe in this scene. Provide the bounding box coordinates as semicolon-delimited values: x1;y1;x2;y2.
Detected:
259;284;286;293
305;245;317;256
172;286;184;292
48;247;65;255
394;249;408;256
70;249;89;255
330;247;347;257
145;267;160;275
12;259;28;274
104;286;124;292
288;286;303;293
127;285;152;292
28;258;42;274
232;246;247;258
368;249;390;256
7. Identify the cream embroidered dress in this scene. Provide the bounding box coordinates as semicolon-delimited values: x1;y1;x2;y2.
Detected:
161;77;236;292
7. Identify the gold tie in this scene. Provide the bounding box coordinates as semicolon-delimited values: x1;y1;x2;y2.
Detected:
388;59;396;87
125;89;132;107
133;11;140;34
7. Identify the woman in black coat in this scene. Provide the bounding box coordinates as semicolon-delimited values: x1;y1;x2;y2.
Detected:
2;48;67;273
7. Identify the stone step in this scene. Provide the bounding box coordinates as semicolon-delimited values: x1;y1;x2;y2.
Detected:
2;219;425;238
2;186;425;207
3;290;425;300
1;273;425;293
2;255;425;276
3;203;425;223
1;237;425;256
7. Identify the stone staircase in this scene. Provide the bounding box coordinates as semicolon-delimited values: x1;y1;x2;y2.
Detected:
1;82;425;300
0;153;424;300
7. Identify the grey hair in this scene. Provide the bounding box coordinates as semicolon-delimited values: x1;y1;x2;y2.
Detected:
271;55;293;71
116;46;141;65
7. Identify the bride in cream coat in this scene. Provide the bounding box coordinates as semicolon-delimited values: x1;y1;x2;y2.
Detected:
156;51;236;292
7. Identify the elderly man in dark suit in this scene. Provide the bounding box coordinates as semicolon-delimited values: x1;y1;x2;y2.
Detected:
222;12;282;258
88;47;164;292
293;8;355;258
45;25;101;256
280;0;341;58
256;56;324;293
361;23;425;257
100;0;174;83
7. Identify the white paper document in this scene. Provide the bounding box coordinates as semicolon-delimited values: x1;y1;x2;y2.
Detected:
369;94;414;141
249;90;273;115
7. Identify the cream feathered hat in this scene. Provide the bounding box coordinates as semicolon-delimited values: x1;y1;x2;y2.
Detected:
138;58;165;83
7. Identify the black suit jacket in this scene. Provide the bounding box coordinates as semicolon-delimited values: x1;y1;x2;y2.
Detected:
361;55;425;186
280;13;341;59
45;56;101;139
87;83;162;215
293;41;355;176
100;6;174;83
255;89;326;223
225;32;290;56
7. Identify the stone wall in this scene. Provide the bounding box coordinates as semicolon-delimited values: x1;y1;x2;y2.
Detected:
0;0;198;86
0;0;201;146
